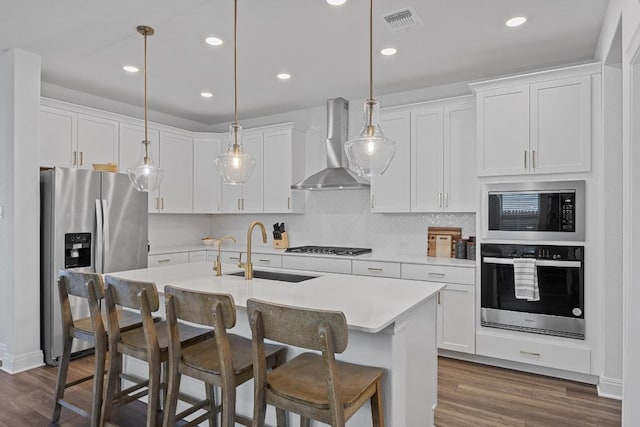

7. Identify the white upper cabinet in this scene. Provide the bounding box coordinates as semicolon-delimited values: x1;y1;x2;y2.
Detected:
193;136;223;213
443;102;476;212
263;126;306;213
411;105;444;212
156;131;193;213
40;106;77;168
475;85;529;176
530;75;591;174
372;97;476;214
371;109;411;212
40;104;118;169
76;114;119;169
220;132;264;213
472;64;597;177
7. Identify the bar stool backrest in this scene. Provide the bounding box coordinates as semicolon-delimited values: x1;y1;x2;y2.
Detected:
58;270;105;300
104;276;159;311
246;299;348;353
164;286;236;328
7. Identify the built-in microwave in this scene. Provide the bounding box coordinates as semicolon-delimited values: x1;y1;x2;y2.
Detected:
484;181;585;241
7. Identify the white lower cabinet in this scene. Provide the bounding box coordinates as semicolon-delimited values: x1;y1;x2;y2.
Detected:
476;330;591;374
402;263;476;354
282;256;352;274
352;260;401;278
148;252;189;268
437;284;476;353
188;250;207;263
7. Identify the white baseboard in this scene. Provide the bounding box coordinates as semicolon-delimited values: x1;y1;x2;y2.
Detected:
0;349;44;374
597;376;623;400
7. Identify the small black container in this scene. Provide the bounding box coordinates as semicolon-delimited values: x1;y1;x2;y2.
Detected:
466;237;476;260
455;239;467;259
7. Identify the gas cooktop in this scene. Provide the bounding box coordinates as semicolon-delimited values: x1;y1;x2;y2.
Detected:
285;246;372;256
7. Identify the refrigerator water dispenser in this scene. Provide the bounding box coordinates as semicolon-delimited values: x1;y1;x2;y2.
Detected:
64;232;91;268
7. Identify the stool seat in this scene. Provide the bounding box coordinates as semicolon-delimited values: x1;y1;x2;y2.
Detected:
181;333;283;378
268;353;384;410
119;320;212;354
73;309;149;334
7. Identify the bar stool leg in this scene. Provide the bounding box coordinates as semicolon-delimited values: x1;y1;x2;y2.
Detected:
276;409;288;427
101;347;122;424
51;335;73;423
90;341;106;427
220;388;236;427
370;380;385;427
299;416;310;427
162;363;181;427
205;383;218;427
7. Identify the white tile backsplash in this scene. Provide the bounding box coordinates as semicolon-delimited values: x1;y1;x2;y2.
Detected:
148;213;211;250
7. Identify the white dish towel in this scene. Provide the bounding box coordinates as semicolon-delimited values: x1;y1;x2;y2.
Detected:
513;258;540;301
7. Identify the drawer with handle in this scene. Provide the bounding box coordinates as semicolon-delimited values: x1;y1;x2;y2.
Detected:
352;260;400;278
251;253;282;268
148;252;189;267
401;263;474;285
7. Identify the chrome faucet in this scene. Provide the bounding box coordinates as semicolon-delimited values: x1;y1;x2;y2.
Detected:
240;221;267;280
214;235;237;276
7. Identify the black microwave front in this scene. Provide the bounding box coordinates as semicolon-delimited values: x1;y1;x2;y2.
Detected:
484;181;585;241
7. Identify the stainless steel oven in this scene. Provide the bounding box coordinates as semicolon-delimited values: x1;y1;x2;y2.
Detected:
481;243;585;339
484;181;585;241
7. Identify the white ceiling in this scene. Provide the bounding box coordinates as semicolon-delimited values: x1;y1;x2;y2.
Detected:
1;0;608;127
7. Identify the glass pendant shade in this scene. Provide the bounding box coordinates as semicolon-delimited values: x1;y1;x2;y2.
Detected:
345;99;396;177
214;123;256;185
128;141;163;192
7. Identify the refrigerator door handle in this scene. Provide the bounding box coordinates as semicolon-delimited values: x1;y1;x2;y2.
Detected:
95;199;104;273
102;199;110;272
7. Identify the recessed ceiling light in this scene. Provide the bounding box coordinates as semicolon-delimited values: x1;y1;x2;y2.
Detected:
380;48;397;56
200;92;213;98
277;73;291;80
123;65;139;73
205;36;224;46
327;0;347;5
505;16;527;27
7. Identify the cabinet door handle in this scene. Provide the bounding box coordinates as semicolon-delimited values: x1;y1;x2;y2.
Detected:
237;198;241;210
161;198;164;210
437;292;441;304
258;259;271;263
532;150;536;169
287;197;291;210
371;194;375;209
367;267;383;271
155;197;160;210
79;151;84;166
438;192;442;208
428;272;446;277
229;256;240;261
157;259;171;263
72;151;77;166
519;350;541;357
444;192;449;208
524;150;528;169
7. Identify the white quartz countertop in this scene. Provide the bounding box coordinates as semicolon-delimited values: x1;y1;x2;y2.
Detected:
107;262;444;334
149;243;476;268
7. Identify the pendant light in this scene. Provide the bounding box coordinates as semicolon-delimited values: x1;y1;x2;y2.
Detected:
344;0;396;177
214;0;256;185
128;25;163;192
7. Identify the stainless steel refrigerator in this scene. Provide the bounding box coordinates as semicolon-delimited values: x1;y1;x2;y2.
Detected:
40;167;148;365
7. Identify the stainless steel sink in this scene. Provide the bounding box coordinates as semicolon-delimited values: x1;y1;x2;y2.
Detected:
226;270;317;283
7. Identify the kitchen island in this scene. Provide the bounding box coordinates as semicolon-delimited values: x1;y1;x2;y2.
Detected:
109;262;444;426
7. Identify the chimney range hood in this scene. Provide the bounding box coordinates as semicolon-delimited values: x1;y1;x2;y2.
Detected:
291;98;370;191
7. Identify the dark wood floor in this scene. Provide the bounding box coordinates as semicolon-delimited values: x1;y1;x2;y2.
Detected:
0;356;621;426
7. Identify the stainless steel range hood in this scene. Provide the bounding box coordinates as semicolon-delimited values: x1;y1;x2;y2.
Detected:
291;98;370;190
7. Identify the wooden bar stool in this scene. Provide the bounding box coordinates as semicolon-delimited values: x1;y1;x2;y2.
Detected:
247;299;385;427
51;270;148;427
101;276;213;427
163;286;286;427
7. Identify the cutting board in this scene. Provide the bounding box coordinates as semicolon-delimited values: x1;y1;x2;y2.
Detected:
435;235;452;258
427;226;461;257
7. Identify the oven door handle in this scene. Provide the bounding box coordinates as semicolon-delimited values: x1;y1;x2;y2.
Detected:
482;257;581;268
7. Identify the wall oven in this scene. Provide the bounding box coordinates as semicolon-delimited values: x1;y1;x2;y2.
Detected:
481;243;585;339
485;180;585;241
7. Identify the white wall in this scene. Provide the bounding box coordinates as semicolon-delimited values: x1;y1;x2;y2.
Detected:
0;49;44;373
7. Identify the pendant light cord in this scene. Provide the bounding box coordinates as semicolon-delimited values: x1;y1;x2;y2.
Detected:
233;0;239;146
144;29;149;147
369;0;373;101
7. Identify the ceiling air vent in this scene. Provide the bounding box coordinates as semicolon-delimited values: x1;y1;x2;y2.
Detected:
382;7;422;33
